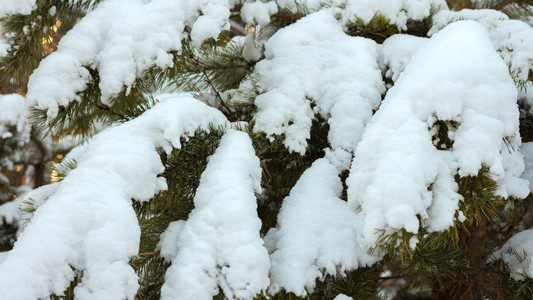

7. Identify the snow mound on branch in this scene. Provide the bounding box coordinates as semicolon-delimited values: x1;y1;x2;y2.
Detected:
0;95;227;300
52;142;90;176
277;0;447;25
241;1;278;26
348;21;527;246
27;0;232;119
161;129;270;300
267;158;378;296
253;10;384;160
276;0;325;13
522;142;533;192
0;0;35;18
430;9;533;82
495;229;533;280
338;0;447;30
157;220;186;262
0;197;21;225
381;34;428;82
0;94;28;140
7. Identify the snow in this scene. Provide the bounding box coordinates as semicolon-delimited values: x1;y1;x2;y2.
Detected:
0;94;27;139
0;39;9;58
0;0;35;56
19;182;61;221
26;0;233;119
0;251;8;266
161;130;270;300
521;142;533;192
347;21;527;246
0;197;21;225
496;229;533;280
157;220;186;262
52;142;90;176
276;0;324;13
252;10;384;160
240;1;278;26
0;0;35;18
0;95;227;300
430;9;533;83
338;0;447;31
267;158;378;296
381;34;428;82
334;295;353;300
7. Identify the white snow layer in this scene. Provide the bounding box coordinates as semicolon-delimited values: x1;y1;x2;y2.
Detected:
0;197;21;225
252;10;384;159
381;34;428;82
276;0;446;28
26;0;233;119
0;95;227;300
0;94;27;139
337;0;447;30
0;0;35;56
0;0;35;17
52;142;90;176
267;158;378;296
334;295;353;300
240;1;278;26
157;220;186;262
522;142;533;192
496;229;533;280
430;9;533;83
161;130;270;300
347;21;528;246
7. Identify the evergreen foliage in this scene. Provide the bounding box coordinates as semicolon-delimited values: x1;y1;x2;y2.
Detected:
0;0;532;299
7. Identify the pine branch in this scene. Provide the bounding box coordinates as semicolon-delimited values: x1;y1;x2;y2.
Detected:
188;54;235;120
95;104;126;119
162;154;209;177
493;0;518;10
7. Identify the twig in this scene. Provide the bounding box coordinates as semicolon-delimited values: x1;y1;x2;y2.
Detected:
95;104;126;119
162;154;209;177
230;20;247;36
379;275;405;281
188;54;235;119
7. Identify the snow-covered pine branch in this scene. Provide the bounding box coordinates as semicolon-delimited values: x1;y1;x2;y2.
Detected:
0;0;532;298
0;95;226;299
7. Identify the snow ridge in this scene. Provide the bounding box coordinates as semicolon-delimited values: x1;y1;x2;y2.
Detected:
253;10;384;161
347;21;528;246
430;9;533;83
26;0;232;119
161;129;270;300
0;95;227;300
267;158;379;296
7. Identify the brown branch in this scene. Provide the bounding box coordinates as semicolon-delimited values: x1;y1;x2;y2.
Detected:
379;275;406;281
188;54;234;119
95;104;126;119
271;10;305;22
453;0;472;10
230;20;247;36
492;0;517;10
232;4;304;22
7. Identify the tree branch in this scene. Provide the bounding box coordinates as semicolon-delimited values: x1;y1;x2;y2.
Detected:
188;54;235;120
95;104;127;119
492;0;517;10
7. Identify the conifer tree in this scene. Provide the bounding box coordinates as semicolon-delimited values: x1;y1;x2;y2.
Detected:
0;1;532;300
